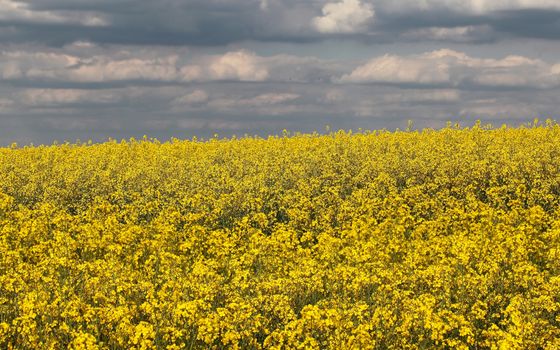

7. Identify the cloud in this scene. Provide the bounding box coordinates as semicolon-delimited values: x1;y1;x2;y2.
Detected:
2;0;560;47
382;89;461;103
351;88;461;117
179;51;270;82
206;51;269;82
209;93;300;109
340;51;454;85
0;97;15;112
312;0;375;33
339;49;560;89
241;93;300;106
0;51;180;83
371;1;560;43
171;90;210;113
20;88;119;106
0;0;67;24
0;49;272;84
259;0;269;11
322;89;345;103
0;48;346;85
173;90;209;106
0;51;81;80
2;3;560;149
0;0;108;27
402;25;495;42
71;56;181;82
459;101;538;119
3;79;559;146
380;0;560;14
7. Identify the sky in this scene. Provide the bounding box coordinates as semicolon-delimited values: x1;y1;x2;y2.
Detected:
1;0;560;144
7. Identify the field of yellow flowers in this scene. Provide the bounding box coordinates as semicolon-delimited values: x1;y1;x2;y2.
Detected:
1;122;560;349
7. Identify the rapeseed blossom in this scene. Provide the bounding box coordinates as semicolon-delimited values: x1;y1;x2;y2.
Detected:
1;123;560;348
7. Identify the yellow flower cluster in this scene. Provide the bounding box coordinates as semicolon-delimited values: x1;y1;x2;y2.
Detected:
1;122;560;349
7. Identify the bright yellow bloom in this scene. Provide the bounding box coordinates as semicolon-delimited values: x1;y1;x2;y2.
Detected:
1;123;560;348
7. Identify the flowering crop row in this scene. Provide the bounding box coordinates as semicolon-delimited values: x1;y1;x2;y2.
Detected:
1;123;559;349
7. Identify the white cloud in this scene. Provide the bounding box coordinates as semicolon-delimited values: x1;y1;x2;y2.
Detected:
339;51;453;84
173;90;209;106
339;49;560;88
65;41;97;49
180;51;270;82
0;49;345;85
0;0;108;26
0;50;272;84
467;0;560;12
2;47;560;93
322;89;345;103
380;0;560;14
179;65;203;81
0;51;80;80
0;0;67;23
209;93;300;109
39;117;101;131
260;0;269;11
403;25;493;42
207;51;269;82
80;14;109;27
22;89;87;105
312;0;374;33
459;103;537;119
70;56;181;82
351;88;460;117
20;89;119;106
382;90;461;103
241;93;300;106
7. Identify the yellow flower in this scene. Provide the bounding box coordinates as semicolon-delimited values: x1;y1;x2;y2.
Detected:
1;123;560;348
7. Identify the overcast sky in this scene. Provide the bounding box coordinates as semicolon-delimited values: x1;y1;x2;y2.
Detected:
2;0;560;144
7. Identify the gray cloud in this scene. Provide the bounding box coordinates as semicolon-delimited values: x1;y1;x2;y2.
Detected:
0;0;108;26
492;9;560;40
2;1;560;145
1;0;560;47
3;82;559;145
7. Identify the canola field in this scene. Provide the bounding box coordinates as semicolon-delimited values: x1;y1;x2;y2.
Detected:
1;123;560;349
